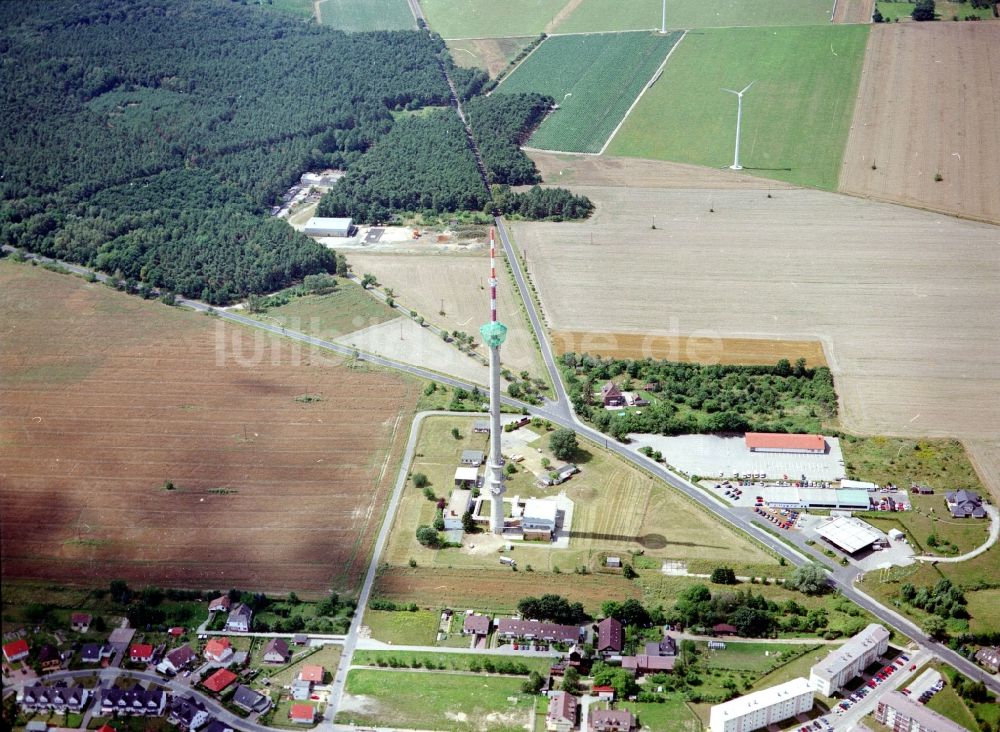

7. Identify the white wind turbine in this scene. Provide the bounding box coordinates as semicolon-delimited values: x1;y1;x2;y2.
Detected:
722;81;754;170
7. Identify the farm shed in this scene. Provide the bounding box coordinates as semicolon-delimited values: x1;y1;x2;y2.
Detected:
745;432;826;454
303;216;353;237
473;420;490;434
444;489;473;530
521;498;558;538
453;466;479;488
460;449;484;466
840;479;878;491
815;517;886;554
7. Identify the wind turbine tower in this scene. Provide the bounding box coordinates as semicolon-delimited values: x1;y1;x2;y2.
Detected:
660;0;666;33
480;227;508;534
722;81;754;170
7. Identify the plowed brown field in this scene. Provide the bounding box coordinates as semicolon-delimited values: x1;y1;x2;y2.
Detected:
552;331;828;367
840;23;1000;224
832;0;873;23
0;262;418;595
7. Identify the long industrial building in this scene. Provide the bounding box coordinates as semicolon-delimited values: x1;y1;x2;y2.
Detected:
810;624;890;696
763;486;871;510
709;677;814;732
875;691;971;732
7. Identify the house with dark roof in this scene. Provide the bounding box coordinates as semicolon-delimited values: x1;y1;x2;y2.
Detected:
497;619;583;644
21;684;90;713
293;634;309;645
596;617;623;656
202;668;238;694
463;614;491;637
225;603;253;632
2;638;30;663
945;490;986;518
622;654;676;675
601;382;624;407
232;684;270;713
37;643;63;672
162;644;196;673
591;708;636;731
208;596;231;613
644;634;677;657
81;643;113;664
203;721;236;732
262;637;290;664
546;691;577;732
71;613;92;632
460;449;485;466
976;646;1000;673
170;694;211;730
713;623;738;636
100;683;165;716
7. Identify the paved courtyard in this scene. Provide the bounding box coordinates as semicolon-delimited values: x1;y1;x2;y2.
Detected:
629;433;846;482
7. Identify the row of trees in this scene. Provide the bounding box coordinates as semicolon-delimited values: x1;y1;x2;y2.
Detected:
517;593;588;624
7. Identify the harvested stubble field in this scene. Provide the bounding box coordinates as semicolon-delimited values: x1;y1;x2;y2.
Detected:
833;0;875;22
419;0;567;38
607;25;869;190
497;30;683;154
839;23;1000;224
511;182;1000;440
447;37;532;77
346;252;544;378
0;261;418;593
551;330;828;367
555;0;832;32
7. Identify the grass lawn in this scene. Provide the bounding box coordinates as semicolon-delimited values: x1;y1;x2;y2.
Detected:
317;0;415;30
362;608;441;645
700;641;813;672
554;0;833;33
966;588;1000;634
255;281;398;340
271;699;321;729
260;645;342;689
497;31;683;153
875;0;997;19
618;698;700;729
840;436;986;494
420;0;567;38
607;25;869;191
336;669;533;730
926;679;982;731
352;649;553;675
447;37;534;76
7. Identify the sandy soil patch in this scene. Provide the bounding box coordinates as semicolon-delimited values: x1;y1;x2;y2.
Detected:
347;252;545;378
511;185;1000;439
833;0;874;23
528;151;795;190
0;262;417;593
965;440;1000;504
551;330;828;367
447;37;532;77
840;23;1000;224
334;316;489;386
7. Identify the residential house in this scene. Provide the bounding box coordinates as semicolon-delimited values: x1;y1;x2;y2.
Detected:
100;684;165;717
204;637;233;664
622;392;649;407
2;638;30;663
20;685;90;714
546;691;577;732
591;709;636;732
71;613;92;632
37;644;63;673
460;449;485;466
556;464;579;482
713;624;738;636
292;634;309;646
202;668;238;694
299;665;324;684
596;617;623;656
232;685;270;714
975;647;1000;673
644;635;677;657
291;679;312;701
170;694;211;731
945;490;987;518
289;703;315;724
129;643;154;664
591;686;615;702
463;614;491;637
208;596;231;613
168;627;185;638
81;643;113;664
496;619;582;644
161;644;196;674
204;721;236;732
622;654;676;676
601;382;624;407
262;638;290;664
225;603;253;632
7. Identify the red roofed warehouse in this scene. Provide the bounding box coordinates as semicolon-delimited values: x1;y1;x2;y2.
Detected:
289;703;315;724
129;644;154;663
202;668;238;693
2;639;30;663
745;432;826;454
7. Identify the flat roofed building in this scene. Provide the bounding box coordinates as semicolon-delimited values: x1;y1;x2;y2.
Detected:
763;486;870;510
710;677;813;732
840;479;879;491
453;467;478;488
815;517;886;554
303;217;352;237
810;624;889;696
445;489;473;530
522;499;558;538
745;433;826;454
875;691;971;732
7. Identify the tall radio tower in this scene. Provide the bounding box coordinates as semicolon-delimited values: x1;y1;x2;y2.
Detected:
480;226;508;534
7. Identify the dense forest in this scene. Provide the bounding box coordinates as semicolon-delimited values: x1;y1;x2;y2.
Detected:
465;93;551;186
0;0;471;302
561;353;837;439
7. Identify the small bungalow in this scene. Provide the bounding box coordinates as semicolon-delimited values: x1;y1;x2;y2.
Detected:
291;678;312;701
232;685;270;714
601;382;624;407
289;703;315;724
208;596;231;613
202;668;238;694
453;467;479;489
129;643;154;664
3;639;30;664
473;420;490;434
463;614;491;637
975;646;1000;673
591;686;615;702
713;623;738;636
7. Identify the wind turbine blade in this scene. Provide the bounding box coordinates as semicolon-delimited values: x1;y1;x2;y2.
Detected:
721;88;738;95
740;80;755;94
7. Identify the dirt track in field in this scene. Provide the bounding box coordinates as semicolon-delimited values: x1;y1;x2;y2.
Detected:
0;262;417;594
510;185;1000;440
347;252;545;377
551;331;828;367
840;23;1000;224
833;0;873;23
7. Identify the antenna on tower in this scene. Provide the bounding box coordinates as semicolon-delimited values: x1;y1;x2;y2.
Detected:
722;81;754;170
479;226;508;535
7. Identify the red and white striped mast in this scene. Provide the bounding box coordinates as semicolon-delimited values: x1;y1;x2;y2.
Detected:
480;226;508;534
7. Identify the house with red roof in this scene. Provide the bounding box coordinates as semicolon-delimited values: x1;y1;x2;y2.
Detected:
129;643;154;663
168;626;185;637
208;595;231;613
289;703;315;724
204;637;233;664
96;725;117;732
202;668;238;693
298;665;324;683
2;639;30;663
71;613;92;632
591;686;615;702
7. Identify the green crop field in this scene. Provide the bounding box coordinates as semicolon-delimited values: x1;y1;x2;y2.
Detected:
496;30;683;153
420;0;567;38
554;0;833;33
318;0;415;30
337;670;534;731
607;25;869;190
